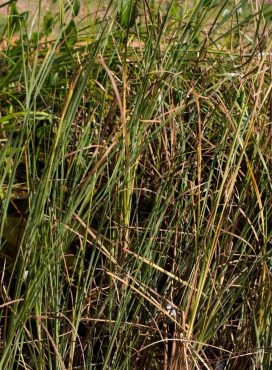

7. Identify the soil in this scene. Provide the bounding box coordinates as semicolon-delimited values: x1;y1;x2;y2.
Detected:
0;0;106;19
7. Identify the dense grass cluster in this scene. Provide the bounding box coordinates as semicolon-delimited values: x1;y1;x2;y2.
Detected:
1;0;272;369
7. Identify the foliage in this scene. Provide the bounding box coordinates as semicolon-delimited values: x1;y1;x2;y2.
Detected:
0;0;272;369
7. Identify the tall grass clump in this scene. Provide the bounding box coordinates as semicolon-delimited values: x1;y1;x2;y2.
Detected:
0;0;272;369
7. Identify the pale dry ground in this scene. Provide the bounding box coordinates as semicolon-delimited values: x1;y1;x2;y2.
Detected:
0;0;56;15
0;0;109;41
0;0;107;21
1;0;271;18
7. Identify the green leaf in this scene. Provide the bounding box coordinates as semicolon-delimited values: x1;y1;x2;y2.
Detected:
263;5;272;21
43;11;54;36
9;1;20;32
30;32;39;43
169;2;180;19
50;72;59;87
21;11;29;22
119;0;138;29
72;0;80;17
202;0;219;9
63;19;77;46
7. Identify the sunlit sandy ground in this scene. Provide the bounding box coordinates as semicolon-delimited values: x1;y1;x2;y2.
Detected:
0;0;107;21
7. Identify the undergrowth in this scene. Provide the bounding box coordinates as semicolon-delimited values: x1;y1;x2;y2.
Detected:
1;0;272;369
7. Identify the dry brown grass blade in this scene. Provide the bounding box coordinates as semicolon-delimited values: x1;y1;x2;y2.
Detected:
72;213;118;265
38;320;67;370
106;270;182;328
123;248;205;294
0;299;24;309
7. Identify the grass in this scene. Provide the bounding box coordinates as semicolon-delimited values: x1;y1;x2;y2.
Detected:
0;0;272;369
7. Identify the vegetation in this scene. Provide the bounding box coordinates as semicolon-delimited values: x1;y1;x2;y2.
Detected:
1;0;272;368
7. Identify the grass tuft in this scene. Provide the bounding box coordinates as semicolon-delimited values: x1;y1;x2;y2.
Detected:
0;1;272;369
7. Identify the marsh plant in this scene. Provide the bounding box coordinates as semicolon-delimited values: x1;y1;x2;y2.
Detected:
0;0;272;369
